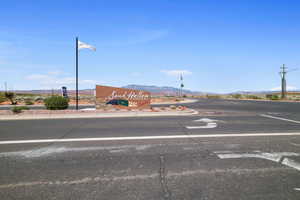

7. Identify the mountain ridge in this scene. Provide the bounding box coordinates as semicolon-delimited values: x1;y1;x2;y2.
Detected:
2;84;296;95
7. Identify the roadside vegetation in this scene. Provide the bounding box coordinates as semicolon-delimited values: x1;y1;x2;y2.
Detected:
4;92;17;105
44;96;69;110
266;94;280;100
11;106;29;114
192;93;300;101
0;92;6;103
24;98;34;105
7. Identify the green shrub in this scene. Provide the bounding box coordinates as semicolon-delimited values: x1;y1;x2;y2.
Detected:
5;92;17;105
271;95;280;100
34;96;45;102
25;99;34;105
0;92;6;103
206;95;221;99
231;94;242;99
266;94;272;99
11;106;29;114
266;94;280;100
245;95;262;99
44;96;69;110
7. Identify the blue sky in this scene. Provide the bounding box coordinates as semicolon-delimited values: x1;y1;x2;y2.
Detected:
1;0;300;93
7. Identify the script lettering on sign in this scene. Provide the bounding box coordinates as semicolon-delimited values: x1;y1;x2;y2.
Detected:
95;85;151;108
107;91;150;100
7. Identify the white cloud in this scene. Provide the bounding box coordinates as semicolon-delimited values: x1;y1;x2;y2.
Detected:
130;72;142;77
81;79;97;84
54;77;74;84
161;70;192;77
271;85;298;91
25;72;98;89
105;29;168;47
26;74;50;80
47;70;64;76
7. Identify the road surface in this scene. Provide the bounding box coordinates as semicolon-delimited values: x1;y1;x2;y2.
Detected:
1;98;300;199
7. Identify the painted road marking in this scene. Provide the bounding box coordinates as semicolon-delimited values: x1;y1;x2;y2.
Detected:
193;118;218;123
186;118;218;129
216;151;300;171
217;152;300;162
260;114;300;124
294;188;300;191
1;132;300;145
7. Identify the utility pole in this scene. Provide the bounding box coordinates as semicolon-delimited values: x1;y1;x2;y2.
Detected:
75;37;79;110
180;74;184;98
280;64;287;99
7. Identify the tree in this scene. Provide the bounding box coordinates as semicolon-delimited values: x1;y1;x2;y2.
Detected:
5;92;17;105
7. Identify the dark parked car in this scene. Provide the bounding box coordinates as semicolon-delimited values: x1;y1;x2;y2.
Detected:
106;99;129;106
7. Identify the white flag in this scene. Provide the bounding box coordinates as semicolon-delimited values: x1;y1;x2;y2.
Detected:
78;40;96;51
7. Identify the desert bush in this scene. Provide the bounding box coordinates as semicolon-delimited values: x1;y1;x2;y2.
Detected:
34;96;45;102
266;94;272;99
266;94;280;100
206;95;221;99
245;95;262;99
271;95;280;100
169;105;177;109
231;94;242;99
25;99;34;105
44;96;69;110
15;96;25;102
11;106;29;114
0;92;6;103
5;92;17;105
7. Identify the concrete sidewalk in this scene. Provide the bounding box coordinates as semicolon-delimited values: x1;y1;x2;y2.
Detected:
0;109;198;121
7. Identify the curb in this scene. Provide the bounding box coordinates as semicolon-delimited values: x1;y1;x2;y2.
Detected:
151;99;199;105
0;110;199;121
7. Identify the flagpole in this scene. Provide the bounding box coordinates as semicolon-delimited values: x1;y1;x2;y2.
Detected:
76;37;79;110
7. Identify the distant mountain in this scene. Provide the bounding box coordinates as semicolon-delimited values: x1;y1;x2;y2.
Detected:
123;84;205;96
6;89;94;95
229;90;300;95
4;85;207;96
6;86;298;96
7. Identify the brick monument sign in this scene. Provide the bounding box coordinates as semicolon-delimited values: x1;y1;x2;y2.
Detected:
95;85;151;108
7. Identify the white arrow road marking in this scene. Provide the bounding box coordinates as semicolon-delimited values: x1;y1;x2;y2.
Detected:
217;150;300;196
290;142;300;147
193;118;219;123
186;118;218;129
186;123;217;129
216;151;300;171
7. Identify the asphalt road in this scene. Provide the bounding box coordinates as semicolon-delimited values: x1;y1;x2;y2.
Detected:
1;99;300;200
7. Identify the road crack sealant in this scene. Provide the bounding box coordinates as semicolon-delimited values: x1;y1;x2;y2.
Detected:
0;167;292;190
159;155;172;200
